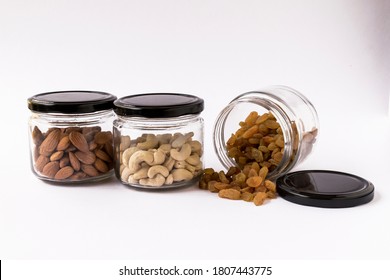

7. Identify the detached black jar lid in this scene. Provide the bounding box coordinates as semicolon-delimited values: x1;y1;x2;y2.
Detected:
114;93;204;118
27;90;117;113
276;170;375;208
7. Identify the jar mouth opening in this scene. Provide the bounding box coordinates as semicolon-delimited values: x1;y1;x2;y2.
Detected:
213;85;321;181
213;97;298;180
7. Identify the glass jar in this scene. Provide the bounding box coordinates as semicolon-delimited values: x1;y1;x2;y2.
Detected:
27;91;117;183
213;85;319;180
113;93;204;189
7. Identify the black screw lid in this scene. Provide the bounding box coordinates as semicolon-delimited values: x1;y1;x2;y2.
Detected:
27;91;117;114
114;93;204;118
276;170;374;208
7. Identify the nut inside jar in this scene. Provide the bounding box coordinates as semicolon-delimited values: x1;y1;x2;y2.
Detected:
118;132;203;188
31;126;114;181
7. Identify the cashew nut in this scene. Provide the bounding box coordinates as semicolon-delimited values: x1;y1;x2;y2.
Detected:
165;174;173;185
174;161;196;174
189;140;202;155
132;166;149;180
121;167;132;181
128;150;154;173
170;143;192;161
120;135;131;151
139;174;165;187
185;154;200;166
128;175;139;184
158;143;171;155
122;147;140;166
157;134;172;145
163;156;175;171
171;132;194;148
137;134;158;150
172;168;194;182
151;150;165;165
148;165;169;178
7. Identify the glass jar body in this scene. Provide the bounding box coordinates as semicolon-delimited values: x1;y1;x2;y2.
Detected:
28;110;115;183
214;86;319;180
114;114;204;189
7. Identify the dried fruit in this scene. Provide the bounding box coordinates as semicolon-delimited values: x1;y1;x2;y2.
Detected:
218;189;241;200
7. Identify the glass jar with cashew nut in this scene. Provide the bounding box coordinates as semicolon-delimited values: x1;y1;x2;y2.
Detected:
206;86;319;205
113;93;204;189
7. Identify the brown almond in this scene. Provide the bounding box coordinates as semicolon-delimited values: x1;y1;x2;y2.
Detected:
82;126;101;135
35;155;49;172
69;172;87;180
81;164;99;177
64;127;82;134
94;158;109;173
83;131;95;142
39;129;61;156
95;149;112;162
69;151;81;171
69;131;89;152
50;151;64;161
54;166;74;180
94;131;112;144
65;145;77;152
42;161;60;178
32;126;44;146
57;135;70;151
104;142;114;158
75;151;96;164
59;155;70;168
89;141;98;151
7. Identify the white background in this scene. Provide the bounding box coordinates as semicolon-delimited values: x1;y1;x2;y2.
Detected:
0;0;389;260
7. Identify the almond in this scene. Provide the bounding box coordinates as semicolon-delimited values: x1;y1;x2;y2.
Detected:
32;126;44;146
39;129;61;156
75;151;96;164
54;166;74;180
89;141;98;151
69;151;81;171
50;151;64;161
95;149;112;162
35;155;49;172
70;172;87;180
94;131;112;144
104;142;114;158
94;158;109;173
59;155;70;168
69;131;89;152
57;135;70;151
42;161;60;178
81;164;99;177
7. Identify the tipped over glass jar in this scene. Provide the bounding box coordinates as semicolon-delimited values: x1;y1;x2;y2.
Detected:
213;85;319;180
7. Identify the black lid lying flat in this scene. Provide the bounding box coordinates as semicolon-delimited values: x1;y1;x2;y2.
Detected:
114;93;204;118
28;91;117;114
276;170;374;208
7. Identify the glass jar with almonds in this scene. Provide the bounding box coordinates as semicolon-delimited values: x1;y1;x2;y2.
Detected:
113;93;204;189
213;86;319;181
27;91;117;183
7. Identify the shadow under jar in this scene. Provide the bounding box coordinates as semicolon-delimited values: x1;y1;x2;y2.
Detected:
113;93;204;190
28;90;117;183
